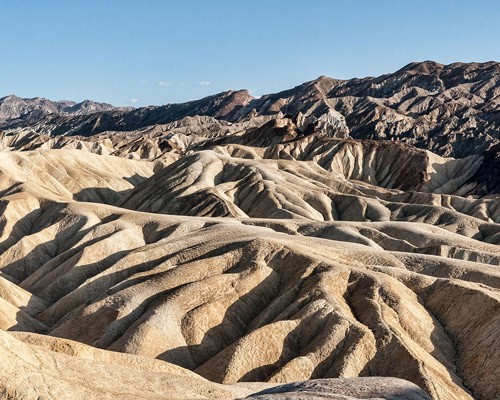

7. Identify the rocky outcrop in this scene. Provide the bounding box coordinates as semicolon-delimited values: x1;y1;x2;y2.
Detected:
245;378;432;400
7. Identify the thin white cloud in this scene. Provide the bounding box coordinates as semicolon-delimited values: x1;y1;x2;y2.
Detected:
158;81;172;87
130;98;139;103
198;81;211;86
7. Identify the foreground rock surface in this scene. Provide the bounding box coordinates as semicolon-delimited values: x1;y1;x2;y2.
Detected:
0;331;432;400
245;378;431;399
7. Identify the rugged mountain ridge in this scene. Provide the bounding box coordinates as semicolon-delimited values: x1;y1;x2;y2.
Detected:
2;61;498;158
0;95;132;128
241;61;500;158
0;90;254;136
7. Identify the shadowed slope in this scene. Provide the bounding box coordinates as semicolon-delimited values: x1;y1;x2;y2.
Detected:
121;141;500;228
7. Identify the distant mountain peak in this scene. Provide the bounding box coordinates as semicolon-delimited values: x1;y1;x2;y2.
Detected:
0;95;132;126
400;60;445;73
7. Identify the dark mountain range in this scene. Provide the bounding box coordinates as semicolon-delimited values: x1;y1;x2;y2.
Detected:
0;90;254;137
243;61;500;158
0;95;132;127
1;61;498;159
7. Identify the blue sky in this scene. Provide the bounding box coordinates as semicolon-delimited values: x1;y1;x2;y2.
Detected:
1;0;499;106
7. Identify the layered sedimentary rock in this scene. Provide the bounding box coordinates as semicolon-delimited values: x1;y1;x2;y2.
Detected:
0;146;498;400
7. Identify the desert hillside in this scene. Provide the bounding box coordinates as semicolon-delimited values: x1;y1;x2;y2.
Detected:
0;61;499;400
